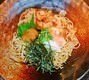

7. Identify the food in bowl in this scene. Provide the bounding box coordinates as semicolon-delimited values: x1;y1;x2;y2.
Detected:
9;8;80;73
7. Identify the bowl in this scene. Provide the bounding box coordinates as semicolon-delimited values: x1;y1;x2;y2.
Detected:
0;0;89;80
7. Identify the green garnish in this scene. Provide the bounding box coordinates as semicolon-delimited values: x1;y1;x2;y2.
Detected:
17;14;36;37
18;14;54;73
25;41;55;73
37;28;52;43
25;28;54;73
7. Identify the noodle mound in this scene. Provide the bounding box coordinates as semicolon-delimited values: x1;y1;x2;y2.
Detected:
9;8;80;69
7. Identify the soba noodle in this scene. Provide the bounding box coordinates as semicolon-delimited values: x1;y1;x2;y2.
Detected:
9;8;80;69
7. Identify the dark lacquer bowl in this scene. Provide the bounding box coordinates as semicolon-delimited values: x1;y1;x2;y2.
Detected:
0;0;89;80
